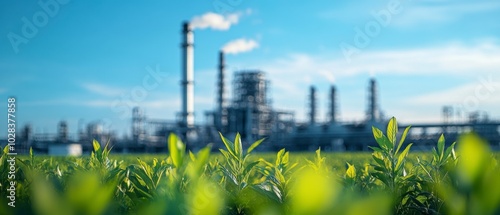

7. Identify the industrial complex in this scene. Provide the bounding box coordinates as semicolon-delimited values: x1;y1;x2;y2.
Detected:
8;22;500;155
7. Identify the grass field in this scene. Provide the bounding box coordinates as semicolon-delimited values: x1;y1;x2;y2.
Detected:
35;151;499;179
1;117;500;215
30;152;425;175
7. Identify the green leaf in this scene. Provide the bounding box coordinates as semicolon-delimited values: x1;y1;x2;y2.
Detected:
234;133;242;158
168;133;185;168
451;146;457;160
243;161;260;176
258;158;274;167
374;166;386;172
190;146;211;177
219;164;238;185
315;148;322;160
104;139;112;157
247;138;265;154
431;148;439;162
387;117;398;147
219;149;231;160
3;145;8;154
128;175;153;198
276;148;285;166
396;126;411;155
372;126;391;150
346;162;356;179
131;164;154;189
443;142;456;161
196;146;211;164
437;134;445;160
251;185;282;203
275;169;286;184
369;146;383;153
92;139;101;152
219;132;237;158
189;151;196;162
372;154;385;167
282;151;289;164
372;172;390;187
396;143;413;171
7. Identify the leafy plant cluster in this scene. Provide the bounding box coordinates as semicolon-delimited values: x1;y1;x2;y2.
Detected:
0;117;500;215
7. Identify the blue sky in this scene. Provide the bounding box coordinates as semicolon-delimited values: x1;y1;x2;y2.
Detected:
1;0;500;137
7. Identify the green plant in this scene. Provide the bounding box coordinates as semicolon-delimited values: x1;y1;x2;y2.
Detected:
1;116;500;215
255;148;298;204
217;133;265;213
370;117;412;191
415;134;457;213
369;117;424;214
438;133;500;215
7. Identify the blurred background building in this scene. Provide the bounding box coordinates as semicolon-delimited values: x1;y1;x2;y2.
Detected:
6;21;500;155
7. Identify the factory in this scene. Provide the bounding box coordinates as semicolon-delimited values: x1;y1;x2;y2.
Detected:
11;21;500;154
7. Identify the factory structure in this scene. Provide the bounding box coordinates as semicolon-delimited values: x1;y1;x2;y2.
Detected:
8;21;500;154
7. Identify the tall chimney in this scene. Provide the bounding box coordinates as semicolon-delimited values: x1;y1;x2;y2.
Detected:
216;50;225;130
309;86;317;124
181;21;194;128
367;78;379;122
58;121;68;142
132;107;145;143
329;85;337;123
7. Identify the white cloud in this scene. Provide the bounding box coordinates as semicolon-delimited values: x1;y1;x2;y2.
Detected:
390;78;500;124
259;41;500;80
346;42;500;75
190;12;242;30
82;83;125;97
406;79;500;106
233;41;500;122
222;38;259;54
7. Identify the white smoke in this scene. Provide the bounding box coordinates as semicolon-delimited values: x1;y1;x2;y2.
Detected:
222;38;259;55
190;12;240;30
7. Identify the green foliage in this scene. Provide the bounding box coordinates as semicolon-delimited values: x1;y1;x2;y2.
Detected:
255;148;298;204
168;133;185;168
412;134;457;214
437;133;500;215
1;118;500;215
217;132;266;213
370;117;413;192
370;117;422;214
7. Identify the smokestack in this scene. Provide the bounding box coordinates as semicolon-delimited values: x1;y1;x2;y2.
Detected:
132;107;145;143
216;50;225;130
58;121;68;142
181;21;195;128
367;78;379;122
329;85;337;123
309;86;317;124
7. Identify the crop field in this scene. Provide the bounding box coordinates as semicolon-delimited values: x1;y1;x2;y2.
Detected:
1;118;500;215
